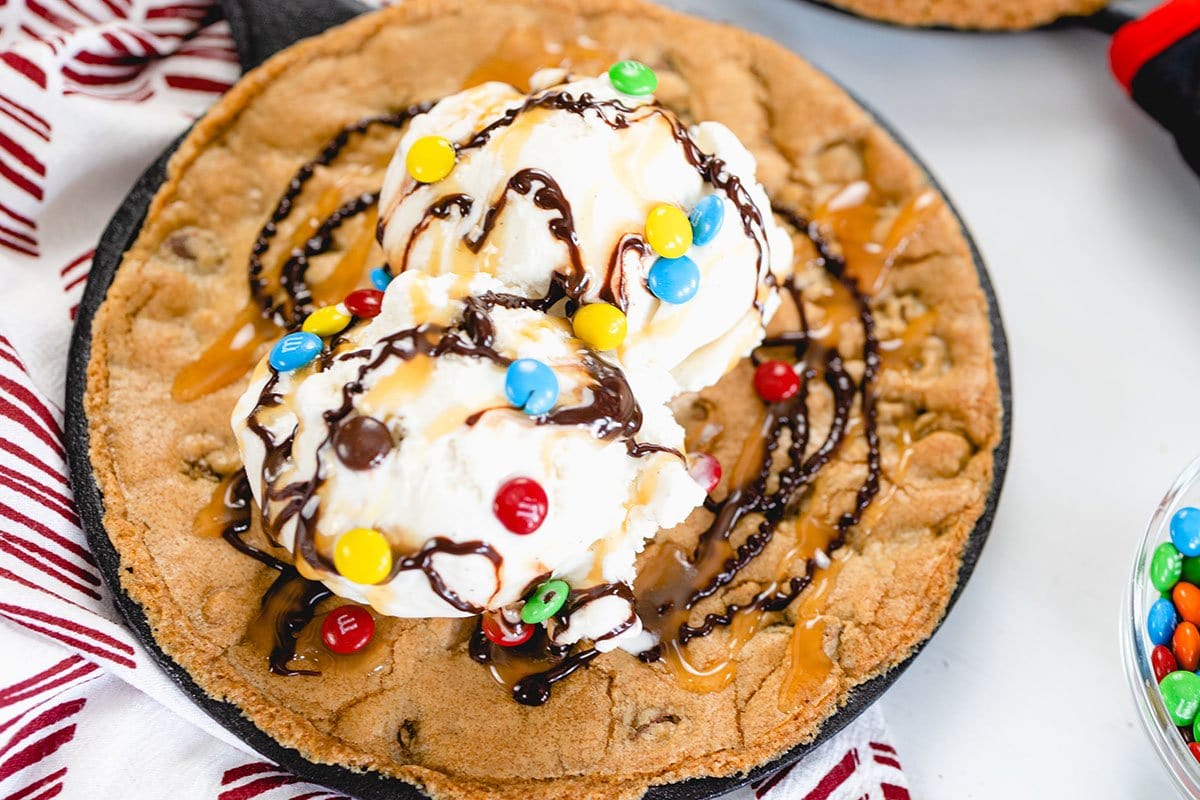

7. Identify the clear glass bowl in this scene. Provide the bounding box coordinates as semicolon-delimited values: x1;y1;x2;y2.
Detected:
1124;456;1200;798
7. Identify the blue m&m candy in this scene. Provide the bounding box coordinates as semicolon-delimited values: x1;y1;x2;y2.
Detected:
269;331;322;372
505;359;558;415
1150;597;1180;646
1173;507;1200;557
689;194;724;246
648;255;700;304
370;267;392;291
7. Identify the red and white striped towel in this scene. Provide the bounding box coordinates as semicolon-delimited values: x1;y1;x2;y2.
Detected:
0;2;911;798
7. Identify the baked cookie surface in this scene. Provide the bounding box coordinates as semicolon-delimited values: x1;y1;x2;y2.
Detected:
83;1;1004;798
820;0;1106;28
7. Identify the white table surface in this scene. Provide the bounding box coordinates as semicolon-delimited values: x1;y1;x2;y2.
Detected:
661;0;1199;796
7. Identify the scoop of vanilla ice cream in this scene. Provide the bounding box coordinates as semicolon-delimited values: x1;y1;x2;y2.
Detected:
379;71;793;396
232;272;703;638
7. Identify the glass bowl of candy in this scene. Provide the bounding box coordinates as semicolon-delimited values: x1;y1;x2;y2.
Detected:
1125;456;1200;797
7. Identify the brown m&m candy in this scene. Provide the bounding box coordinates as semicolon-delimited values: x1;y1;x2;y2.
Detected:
333;415;394;470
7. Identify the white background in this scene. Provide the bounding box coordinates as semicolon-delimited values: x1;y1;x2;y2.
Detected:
661;0;1197;796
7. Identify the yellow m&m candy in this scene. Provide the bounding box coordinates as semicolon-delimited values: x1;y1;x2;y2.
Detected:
302;305;351;337
573;303;627;351
333;527;393;585
406;136;456;183
645;204;692;258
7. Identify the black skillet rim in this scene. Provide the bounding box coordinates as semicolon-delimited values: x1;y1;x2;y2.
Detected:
63;20;1013;800
797;0;1131;33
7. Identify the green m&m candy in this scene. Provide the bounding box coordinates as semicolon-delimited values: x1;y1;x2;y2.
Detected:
608;60;657;96
1183;556;1200;586
520;579;570;624
1160;670;1200;726
1151;542;1184;592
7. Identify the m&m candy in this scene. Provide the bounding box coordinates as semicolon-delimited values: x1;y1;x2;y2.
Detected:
645;204;693;259
302;305;351;337
1152;541;1185;592
481;612;534;647
689;194;725;246
334;527;392;585
1176;582;1200;624
370;267;393;291
647;255;700;304
406;135;456;183
1176;622;1200;671
494;477;548;535
1149;597;1179;646
1161;670;1200;726
269;332;322;372
573;303;627;350
345;288;384;318
505;359;558;415
607;60;657;95
521;579;570;624
1173;507;1200;556
754;360;801;403
687;452;722;494
321;605;375;654
1153;644;1179;683
1184;556;1200;586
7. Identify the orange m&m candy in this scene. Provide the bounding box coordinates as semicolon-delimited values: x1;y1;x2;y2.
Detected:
1176;622;1200;672
1175;581;1200;624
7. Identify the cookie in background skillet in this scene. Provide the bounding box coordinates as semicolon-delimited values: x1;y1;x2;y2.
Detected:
79;0;1006;798
816;0;1107;28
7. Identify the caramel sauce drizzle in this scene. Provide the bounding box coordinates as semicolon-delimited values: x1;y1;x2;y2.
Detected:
462;25;612;91
814;181;937;296
172;106;431;403
880;310;938;371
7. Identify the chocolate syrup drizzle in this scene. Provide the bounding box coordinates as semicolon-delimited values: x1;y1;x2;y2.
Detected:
636;207;884;658
243;285;655;613
215;83;881;704
392;90;773;312
280;191;379;318
212;471;334;675
249;104;432;326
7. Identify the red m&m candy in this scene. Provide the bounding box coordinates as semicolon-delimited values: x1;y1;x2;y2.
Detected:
494;477;548;535
321;605;375;654
687;452;722;494
1190;742;1200;764
345;288;384;318
754;360;800;403
1154;644;1179;683
481;612;534;647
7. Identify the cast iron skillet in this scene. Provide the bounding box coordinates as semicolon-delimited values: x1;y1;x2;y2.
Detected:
63;2;1013;798
798;0;1136;31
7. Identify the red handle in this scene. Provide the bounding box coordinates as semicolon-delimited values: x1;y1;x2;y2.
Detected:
1108;0;1200;176
1109;0;1200;91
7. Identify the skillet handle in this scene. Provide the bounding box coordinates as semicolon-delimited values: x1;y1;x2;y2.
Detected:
1107;0;1200;176
217;0;369;72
